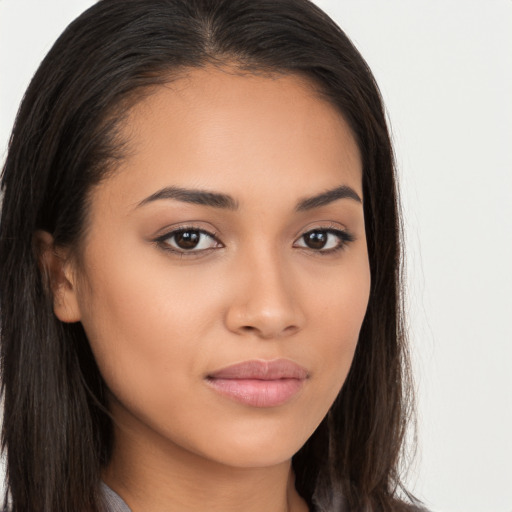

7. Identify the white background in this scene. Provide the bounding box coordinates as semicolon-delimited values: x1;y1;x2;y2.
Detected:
1;1;511;511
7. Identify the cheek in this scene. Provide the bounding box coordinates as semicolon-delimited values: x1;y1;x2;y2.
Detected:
75;249;220;409
303;253;371;406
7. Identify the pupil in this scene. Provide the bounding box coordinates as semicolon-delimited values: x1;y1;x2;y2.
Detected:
305;231;327;249
175;230;200;249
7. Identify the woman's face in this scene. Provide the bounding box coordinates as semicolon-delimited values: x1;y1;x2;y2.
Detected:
59;67;370;468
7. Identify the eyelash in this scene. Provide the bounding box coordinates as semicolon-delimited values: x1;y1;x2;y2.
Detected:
154;226;222;256
294;228;355;255
154;225;355;256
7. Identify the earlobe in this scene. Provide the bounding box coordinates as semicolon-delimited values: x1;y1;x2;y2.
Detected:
33;230;82;323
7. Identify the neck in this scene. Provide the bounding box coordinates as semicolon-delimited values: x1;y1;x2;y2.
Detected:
103;409;309;512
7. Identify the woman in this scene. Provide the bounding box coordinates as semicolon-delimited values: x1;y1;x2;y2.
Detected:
0;0;420;511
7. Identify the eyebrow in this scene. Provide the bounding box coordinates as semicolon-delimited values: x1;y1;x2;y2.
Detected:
136;184;361;211
137;186;238;210
295;185;362;211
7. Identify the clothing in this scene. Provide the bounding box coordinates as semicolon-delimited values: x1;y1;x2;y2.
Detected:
100;482;426;512
101;482;132;512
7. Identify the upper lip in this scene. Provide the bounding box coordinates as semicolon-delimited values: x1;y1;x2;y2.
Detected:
207;359;309;380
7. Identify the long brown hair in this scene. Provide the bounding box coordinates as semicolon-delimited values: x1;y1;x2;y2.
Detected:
0;1;417;510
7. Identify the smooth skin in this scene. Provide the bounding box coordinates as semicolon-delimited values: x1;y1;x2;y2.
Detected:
41;67;371;512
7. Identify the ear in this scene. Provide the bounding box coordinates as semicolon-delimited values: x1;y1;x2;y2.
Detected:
33;230;82;323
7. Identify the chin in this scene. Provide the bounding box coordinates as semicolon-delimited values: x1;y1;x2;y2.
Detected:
202;442;301;469
186;418;314;469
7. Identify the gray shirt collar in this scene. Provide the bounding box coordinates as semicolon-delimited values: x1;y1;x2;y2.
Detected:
101;482;132;512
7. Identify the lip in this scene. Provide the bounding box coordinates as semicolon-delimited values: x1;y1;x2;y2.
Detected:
205;359;308;408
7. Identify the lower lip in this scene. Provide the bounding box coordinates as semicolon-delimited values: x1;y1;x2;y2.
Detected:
206;378;304;407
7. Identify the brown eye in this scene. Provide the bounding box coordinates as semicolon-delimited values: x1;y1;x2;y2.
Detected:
294;228;354;253
303;230;329;249
157;228;221;253
174;230;201;249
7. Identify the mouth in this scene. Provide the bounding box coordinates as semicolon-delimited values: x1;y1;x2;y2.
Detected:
205;359;309;408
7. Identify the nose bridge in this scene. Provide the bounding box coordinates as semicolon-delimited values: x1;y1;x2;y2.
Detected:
225;243;304;338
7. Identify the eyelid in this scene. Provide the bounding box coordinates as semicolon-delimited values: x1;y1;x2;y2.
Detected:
293;225;355;253
154;225;223;255
151;222;355;257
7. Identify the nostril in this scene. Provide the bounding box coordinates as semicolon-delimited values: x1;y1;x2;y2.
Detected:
238;324;299;338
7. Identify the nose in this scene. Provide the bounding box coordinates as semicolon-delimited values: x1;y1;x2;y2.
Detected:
224;248;305;339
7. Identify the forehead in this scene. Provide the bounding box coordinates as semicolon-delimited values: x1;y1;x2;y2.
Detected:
100;66;362;208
